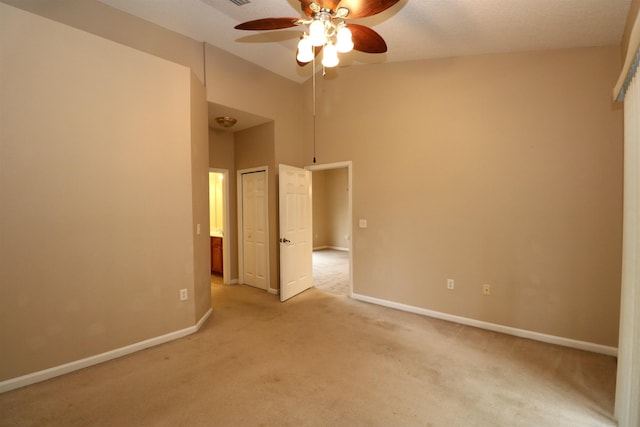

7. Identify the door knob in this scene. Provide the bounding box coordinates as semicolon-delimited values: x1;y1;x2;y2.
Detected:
279;238;291;243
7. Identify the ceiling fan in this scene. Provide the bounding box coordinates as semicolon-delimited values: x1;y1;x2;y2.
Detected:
234;0;400;68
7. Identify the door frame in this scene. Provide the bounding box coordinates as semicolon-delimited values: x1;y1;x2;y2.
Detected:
209;168;230;284
306;161;353;296
237;166;271;292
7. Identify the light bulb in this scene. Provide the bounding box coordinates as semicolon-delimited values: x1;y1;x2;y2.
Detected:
297;37;314;63
322;42;339;67
309;20;326;47
336;26;353;53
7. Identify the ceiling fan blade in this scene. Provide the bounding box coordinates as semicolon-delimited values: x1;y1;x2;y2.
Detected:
349;24;387;53
338;0;400;19
320;0;342;11
234;18;300;31
296;46;323;67
299;0;315;17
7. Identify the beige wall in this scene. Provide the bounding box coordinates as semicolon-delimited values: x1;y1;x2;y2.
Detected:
209;128;238;281
0;4;206;380
305;46;624;346
326;168;350;249
312;168;350;249
3;0;310;296
203;45;307;168
234;123;279;291
0;0;205;84
621;0;640;60
312;171;329;247
209;122;279;288
209;130;236;170
190;73;212;322
203;43;309;291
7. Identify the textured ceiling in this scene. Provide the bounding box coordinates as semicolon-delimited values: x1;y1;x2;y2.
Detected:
98;0;632;84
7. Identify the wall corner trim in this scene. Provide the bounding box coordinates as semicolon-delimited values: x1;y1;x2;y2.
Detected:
0;308;213;394
351;293;617;357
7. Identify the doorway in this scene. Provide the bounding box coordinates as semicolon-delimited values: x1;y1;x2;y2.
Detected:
209;168;229;284
237;167;270;291
307;161;353;296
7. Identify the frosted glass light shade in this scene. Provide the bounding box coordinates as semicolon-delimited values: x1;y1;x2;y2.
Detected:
297;37;314;63
336;27;353;53
322;43;339;67
309;20;326;46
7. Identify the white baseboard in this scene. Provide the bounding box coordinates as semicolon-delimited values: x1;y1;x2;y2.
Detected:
268;288;279;295
197;307;213;329
351;293;617;357
0;307;213;394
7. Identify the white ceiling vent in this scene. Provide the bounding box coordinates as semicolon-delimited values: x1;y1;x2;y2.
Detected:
229;0;250;5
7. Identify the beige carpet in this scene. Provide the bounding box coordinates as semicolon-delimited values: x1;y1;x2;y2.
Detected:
0;282;617;426
313;249;349;295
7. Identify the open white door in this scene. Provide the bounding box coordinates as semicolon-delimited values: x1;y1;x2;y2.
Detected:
279;164;313;301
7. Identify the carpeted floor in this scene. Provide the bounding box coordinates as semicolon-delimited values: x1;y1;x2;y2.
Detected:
0;281;617;426
211;273;223;286
313;249;349;295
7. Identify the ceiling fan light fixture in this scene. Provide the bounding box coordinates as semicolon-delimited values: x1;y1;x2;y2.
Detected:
215;116;237;128
309;19;326;46
309;2;321;13
336;7;349;18
336;26;353;53
297;36;314;63
234;0;397;69
322;42;339;67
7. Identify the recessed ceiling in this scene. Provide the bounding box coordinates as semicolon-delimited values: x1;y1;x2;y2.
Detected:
98;0;632;83
208;103;271;132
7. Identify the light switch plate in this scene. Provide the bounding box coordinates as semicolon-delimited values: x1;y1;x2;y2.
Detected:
359;219;367;228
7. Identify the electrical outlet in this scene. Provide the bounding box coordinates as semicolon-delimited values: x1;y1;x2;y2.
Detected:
483;284;491;296
180;288;188;301
447;279;454;290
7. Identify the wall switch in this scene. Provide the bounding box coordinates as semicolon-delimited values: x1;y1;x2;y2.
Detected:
196;224;201;235
447;279;454;290
359;219;368;228
483;284;491;296
180;288;188;301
